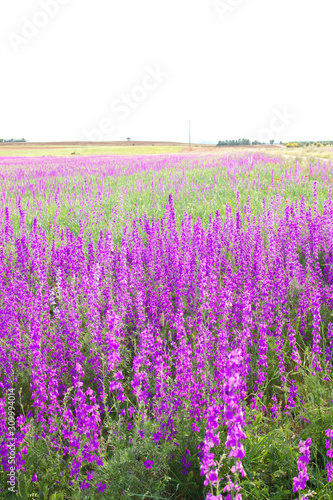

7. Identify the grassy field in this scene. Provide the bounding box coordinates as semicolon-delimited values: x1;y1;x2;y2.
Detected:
1;151;333;500
277;145;333;162
1;142;333;162
0;143;185;157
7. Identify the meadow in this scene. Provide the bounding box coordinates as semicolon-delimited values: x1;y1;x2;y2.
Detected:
0;152;333;499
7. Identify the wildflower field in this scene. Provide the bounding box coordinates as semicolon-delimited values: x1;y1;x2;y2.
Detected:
1;152;333;500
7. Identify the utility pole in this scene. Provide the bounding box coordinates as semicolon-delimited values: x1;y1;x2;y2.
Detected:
189;120;191;148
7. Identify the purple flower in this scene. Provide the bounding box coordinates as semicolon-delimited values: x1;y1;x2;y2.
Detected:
17;415;26;426
325;429;333;482
293;438;311;494
31;472;37;482
181;454;191;469
144;460;154;469
86;470;94;480
326;429;333;439
96;482;107;492
208;470;218;483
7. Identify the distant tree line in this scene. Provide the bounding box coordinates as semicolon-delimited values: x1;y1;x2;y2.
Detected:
217;138;252;146
216;138;333;147
0;138;27;142
216;138;271;146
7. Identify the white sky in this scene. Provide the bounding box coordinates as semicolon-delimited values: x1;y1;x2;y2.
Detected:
1;0;332;144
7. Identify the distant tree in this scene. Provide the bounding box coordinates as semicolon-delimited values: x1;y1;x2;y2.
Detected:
0;139;3;142
270;139;274;145
126;137;131;141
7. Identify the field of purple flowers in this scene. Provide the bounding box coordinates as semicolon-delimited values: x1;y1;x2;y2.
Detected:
1;153;333;499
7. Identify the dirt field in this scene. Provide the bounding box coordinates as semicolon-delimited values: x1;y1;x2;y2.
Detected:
0;141;285;157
